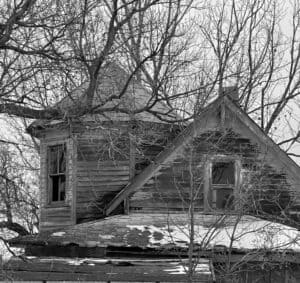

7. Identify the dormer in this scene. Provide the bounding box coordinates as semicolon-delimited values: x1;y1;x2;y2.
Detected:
28;63;179;231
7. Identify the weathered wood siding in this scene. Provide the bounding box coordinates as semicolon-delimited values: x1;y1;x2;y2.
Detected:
75;122;178;222
75;127;130;222
38;121;178;227
76;160;130;222
39;130;76;231
130;129;295;216
130;160;205;212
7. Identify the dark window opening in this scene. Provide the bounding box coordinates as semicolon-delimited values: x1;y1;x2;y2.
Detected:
211;161;236;210
212;162;235;185
48;144;66;203
213;187;234;209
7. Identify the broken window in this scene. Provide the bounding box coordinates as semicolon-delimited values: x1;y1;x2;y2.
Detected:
48;144;66;203
209;160;237;210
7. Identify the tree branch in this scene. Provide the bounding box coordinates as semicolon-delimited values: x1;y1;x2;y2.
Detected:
0;221;29;236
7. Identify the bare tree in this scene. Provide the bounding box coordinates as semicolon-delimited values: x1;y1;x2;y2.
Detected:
1;1;300;277
1;1;300;152
0;0;196;121
0;143;39;238
194;0;300;156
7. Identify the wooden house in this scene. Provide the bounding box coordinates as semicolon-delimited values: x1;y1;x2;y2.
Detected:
3;63;300;282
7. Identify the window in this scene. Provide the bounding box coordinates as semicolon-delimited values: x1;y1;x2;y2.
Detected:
205;157;240;211
48;144;66;203
211;161;235;210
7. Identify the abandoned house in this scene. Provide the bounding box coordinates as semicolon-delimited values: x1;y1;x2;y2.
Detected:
2;63;300;282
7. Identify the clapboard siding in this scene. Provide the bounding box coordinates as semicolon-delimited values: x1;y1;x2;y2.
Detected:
130;129;294;216
74;122;178;222
37;120;178;227
130;158;205;212
77;129;130;162
75;127;130;222
76;157;130;222
40;206;73;230
40;206;72;222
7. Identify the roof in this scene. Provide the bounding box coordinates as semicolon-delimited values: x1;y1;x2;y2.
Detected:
28;62;177;134
106;96;300;215
3;256;213;282
10;213;300;253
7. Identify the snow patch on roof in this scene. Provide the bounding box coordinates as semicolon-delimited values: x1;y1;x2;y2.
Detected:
99;234;114;240
51;231;66;237
127;218;300;251
66;259;83;265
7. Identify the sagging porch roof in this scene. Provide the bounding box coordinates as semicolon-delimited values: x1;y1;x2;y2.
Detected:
9;213;300;253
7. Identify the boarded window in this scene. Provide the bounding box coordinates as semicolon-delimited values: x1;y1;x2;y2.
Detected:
211;161;235;210
48;144;66;202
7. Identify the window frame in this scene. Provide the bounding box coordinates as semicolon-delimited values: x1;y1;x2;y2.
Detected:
204;155;241;212
47;143;67;205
